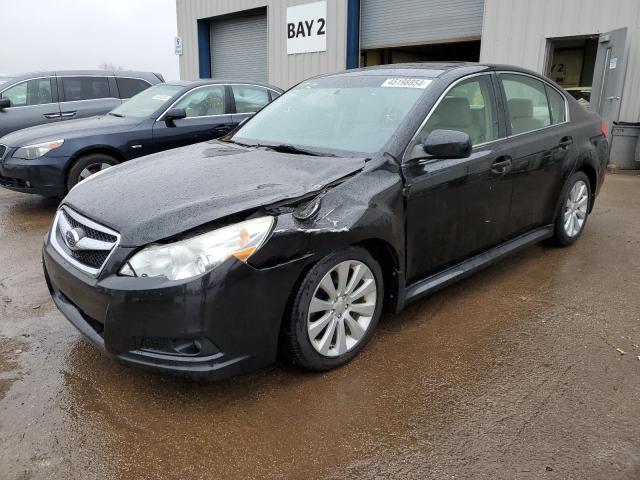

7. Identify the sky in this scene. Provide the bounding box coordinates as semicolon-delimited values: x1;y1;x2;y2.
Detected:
0;0;180;80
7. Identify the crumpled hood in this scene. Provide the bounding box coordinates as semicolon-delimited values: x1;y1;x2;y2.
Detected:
63;141;365;246
0;115;142;147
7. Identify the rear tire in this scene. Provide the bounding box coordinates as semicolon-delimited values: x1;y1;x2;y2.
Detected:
552;171;591;246
66;153;119;192
283;247;384;371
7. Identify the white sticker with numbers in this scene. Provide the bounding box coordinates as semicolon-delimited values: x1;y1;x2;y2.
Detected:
381;78;432;89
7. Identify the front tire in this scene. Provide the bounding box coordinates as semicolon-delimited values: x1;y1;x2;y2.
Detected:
66;153;119;192
553;171;591;246
283;247;384;371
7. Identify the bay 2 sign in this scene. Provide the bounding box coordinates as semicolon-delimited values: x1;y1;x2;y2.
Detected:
286;1;327;54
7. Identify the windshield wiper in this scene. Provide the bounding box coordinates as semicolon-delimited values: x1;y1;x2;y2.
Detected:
108;112;124;118
262;144;334;157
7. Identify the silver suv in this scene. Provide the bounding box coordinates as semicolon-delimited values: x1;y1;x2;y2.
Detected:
0;70;164;137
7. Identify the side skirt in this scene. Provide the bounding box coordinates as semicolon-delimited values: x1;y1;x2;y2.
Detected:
402;225;554;307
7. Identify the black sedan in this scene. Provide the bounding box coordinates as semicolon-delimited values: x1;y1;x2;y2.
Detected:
0;80;282;197
43;63;608;380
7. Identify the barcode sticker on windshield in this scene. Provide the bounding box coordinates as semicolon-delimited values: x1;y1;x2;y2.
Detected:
152;94;171;101
381;78;431;89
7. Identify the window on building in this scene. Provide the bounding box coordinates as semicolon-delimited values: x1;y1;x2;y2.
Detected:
174;86;225;117
1;78;53;107
62;77;111;101
500;74;551;135
232;85;270;113
417;75;499;146
545;85;567;124
116;77;151;99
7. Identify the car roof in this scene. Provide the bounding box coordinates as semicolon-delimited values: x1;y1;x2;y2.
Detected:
321;62;545;80
164;79;284;92
11;70;155;76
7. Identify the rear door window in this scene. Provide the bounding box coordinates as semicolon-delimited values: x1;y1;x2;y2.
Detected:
231;85;270;113
116;77;151;99
500;73;552;135
62;76;112;101
1;78;53;107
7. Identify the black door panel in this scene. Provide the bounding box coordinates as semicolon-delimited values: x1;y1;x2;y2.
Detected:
402;143;514;283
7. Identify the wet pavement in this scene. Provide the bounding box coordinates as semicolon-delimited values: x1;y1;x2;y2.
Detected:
1;174;639;480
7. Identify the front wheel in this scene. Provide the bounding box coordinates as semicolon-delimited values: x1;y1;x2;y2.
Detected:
283;247;384;371
553;171;591;246
66;153;119;192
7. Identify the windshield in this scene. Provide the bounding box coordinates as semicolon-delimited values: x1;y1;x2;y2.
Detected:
110;84;183;118
232;76;432;155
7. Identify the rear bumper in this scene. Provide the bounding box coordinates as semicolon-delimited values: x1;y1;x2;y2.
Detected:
42;230;306;380
0;150;68;196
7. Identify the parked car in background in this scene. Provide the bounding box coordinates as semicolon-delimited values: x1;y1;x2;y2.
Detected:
0;70;164;137
42;63;608;380
0;80;282;197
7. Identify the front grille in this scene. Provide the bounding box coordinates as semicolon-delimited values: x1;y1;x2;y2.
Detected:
62;210;117;243
72;250;111;269
50;206;120;276
0;144;7;160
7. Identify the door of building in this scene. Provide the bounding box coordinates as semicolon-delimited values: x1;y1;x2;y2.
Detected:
590;28;628;132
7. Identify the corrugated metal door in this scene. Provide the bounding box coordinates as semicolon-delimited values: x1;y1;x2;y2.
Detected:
209;11;267;82
361;0;484;49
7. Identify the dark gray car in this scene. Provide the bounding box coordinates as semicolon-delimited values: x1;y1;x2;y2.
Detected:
0;70;164;137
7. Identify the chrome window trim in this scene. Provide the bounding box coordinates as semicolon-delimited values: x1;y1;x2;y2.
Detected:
403;70;572;163
155;84;227;122
50;206;121;278
0;76;57;109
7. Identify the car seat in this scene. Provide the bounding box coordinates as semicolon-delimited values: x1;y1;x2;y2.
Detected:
508;98;543;134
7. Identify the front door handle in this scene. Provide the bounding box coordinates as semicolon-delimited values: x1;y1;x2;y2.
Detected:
43;113;61;119
558;136;573;149
60;111;77;118
490;156;512;175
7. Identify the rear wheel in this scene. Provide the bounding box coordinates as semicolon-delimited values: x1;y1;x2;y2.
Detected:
283;247;384;371
66;153;118;192
553;171;591;246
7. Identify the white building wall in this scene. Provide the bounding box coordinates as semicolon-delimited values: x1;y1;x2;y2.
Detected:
176;0;348;89
480;0;640;122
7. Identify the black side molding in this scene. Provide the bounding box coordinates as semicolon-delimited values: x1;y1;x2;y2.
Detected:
404;225;554;305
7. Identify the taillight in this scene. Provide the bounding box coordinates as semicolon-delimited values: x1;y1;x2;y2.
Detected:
600;120;608;137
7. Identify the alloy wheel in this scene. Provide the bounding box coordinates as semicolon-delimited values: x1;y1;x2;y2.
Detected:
307;260;377;358
563;179;588;237
78;162;112;182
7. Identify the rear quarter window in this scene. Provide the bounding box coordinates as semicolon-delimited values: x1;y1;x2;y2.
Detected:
116;77;152;99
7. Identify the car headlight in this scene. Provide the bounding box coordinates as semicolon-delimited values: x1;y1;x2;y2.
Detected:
119;216;274;281
13;139;64;160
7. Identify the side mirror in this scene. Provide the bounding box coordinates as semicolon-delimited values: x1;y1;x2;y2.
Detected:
423;129;472;159
0;98;11;109
164;107;186;124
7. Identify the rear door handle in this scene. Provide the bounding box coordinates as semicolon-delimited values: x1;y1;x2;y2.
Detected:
43;113;61;119
60;111;77;118
490;156;512;175
558;136;573;149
